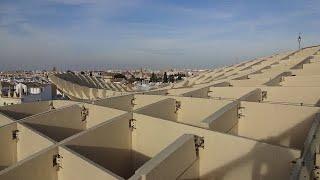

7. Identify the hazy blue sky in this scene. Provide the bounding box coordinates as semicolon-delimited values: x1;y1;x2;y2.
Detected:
0;0;319;70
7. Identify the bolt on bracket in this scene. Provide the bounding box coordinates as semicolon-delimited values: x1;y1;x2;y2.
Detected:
131;98;137;106
194;135;204;156
175;101;181;113
129;119;137;130
261;91;267;101
53;154;63;171
12;130;20;141
80;105;89;122
238;106;245;118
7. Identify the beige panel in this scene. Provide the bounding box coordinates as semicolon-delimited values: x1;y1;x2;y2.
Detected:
235;102;319;149
132;113;300;180
65;113;133;179
0;147;58;180
83;103;128;128
283;75;320;82
81;86;91;99
52;100;79;109
230;78;270;87
23;105;83;129
282;79;320;87
94;94;134;111
130;134;198;180
0;101;50;120
212;82;230;87
261;87;320;106
133;95;168;110
0;123;17;170
142;89;168;95
239;88;262;102
178;159;199;180
134;98;177;121
16;123;54;161
22;105;84;141
50;74;125;100
208;87;256;100
167;87;200;96
206;101;239;132
300;63;320;75
71;83;86;99
96;89;108;99
175;97;231;127
264;72;291;86
58;147;122;180
0;114;14;127
181;87;210;98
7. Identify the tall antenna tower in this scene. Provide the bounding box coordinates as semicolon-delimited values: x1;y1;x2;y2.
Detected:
298;32;302;50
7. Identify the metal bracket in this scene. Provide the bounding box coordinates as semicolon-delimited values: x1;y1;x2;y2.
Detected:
131;98;136;106
261;91;267;101
129;119;136;130
194;135;204;156
175;101;181;113
238;106;245;119
12;130;19;141
80;105;89;122
53;154;63;171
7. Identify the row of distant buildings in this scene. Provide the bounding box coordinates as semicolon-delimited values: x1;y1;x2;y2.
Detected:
0;68;203;106
0;71;57;106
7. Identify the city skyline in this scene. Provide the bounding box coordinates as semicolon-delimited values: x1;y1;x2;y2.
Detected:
0;0;319;70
